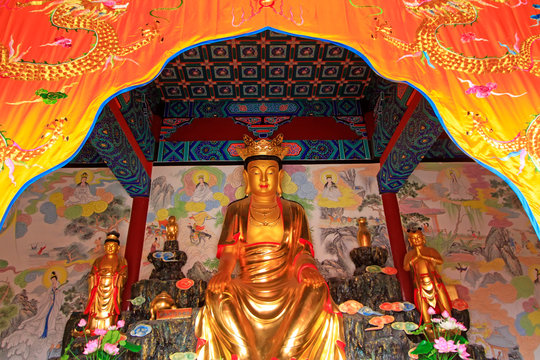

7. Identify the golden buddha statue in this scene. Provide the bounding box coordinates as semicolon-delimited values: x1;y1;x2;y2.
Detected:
403;228;452;325
195;134;345;360
166;215;179;241
84;231;128;332
357;217;372;247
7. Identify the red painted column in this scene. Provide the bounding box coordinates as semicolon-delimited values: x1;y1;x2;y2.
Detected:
381;192;414;302
122;195;150;310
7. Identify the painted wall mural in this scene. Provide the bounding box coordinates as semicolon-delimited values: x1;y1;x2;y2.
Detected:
141;164;385;281
401;163;540;360
0;168;131;360
143;162;539;359
0;161;537;359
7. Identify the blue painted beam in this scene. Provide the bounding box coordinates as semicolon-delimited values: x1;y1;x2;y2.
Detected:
377;97;443;193
89;105;151;197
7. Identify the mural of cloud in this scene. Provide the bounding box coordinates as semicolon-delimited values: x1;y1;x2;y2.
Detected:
64;205;83;219
478;258;506;272
186;202;205;213
14;269;44;288
206;199;221;210
234;186;246;201
317;186;358;208
15;222;28;239
296;183;315;200
212;193;230;207
39;202;57;224
282;173;298;194
488;217;513;228
49;192;65;208
291;172;308;185
511;276;534;299
283;165;307;174
156;208;169;221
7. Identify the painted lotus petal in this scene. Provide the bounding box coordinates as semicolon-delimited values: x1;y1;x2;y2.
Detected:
130;324;152;337
452;298;469;311
380;315;395;324
162;252;174;261
358;306;383;316
391;322;406;330
366;316;391;331
366;265;382;273
381;267;398;275
365;324;383;331
379;302;393;311
176;278;195;290
391;302;403;311
169;352;197;360
404;322;419;332
338;300;364;314
402;302;416;311
369;316;385;326
129;295;146;306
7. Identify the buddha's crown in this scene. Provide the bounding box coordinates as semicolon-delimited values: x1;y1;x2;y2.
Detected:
237;134;289;160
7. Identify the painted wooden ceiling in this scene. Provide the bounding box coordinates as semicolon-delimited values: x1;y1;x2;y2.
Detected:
154;30;372;102
69;31;469;170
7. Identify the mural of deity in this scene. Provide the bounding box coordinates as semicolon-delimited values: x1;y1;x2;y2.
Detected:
322;174;342;201
64;171;100;205
190;172;214;203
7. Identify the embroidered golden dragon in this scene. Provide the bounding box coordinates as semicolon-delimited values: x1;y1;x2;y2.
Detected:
1;0;159;81
372;0;540;76
0;118;68;185
466;111;540;173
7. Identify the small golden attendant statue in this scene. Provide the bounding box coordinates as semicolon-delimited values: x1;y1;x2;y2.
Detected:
403;228;452;325
166;215;179;241
84;231;128;332
195;134;345;360
357;217;372;247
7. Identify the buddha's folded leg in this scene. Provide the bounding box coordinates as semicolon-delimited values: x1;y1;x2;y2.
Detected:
195;287;261;360
270;284;346;360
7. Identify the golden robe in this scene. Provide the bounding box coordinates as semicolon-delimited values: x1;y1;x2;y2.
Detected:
195;197;345;360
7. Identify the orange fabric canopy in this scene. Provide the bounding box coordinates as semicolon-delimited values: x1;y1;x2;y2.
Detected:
1;0;539;236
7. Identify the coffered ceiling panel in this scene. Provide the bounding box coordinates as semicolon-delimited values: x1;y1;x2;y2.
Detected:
154;30;372;102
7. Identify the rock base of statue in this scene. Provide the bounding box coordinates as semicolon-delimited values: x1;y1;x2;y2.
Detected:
329;272;402;307
147;241;187;280
119;306;487;360
128;279;207;319
350;246;388;275
62;277;491;360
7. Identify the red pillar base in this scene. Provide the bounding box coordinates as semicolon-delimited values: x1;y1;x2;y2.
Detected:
121;196;149;310
381;192;414;302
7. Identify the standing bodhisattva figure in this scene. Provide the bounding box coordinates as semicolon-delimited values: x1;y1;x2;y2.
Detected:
84;231;127;333
404;228;452;325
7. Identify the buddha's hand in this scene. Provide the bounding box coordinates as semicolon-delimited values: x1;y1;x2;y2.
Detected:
300;267;325;288
208;271;231;293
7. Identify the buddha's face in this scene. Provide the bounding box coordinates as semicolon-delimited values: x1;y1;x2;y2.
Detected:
104;241;119;255
408;232;425;247
245;159;283;197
